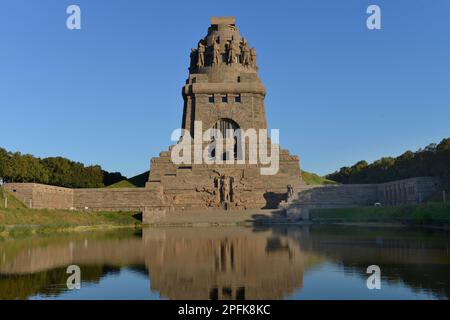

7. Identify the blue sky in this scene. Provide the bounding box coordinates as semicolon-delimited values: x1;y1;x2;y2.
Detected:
1;0;449;177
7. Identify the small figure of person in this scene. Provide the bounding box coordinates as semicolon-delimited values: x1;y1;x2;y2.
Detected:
287;184;294;200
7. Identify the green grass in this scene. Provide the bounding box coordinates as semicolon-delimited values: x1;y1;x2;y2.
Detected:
128;171;149;187
0;207;141;237
311;202;450;225
106;171;149;188
301;171;336;185
0;187;26;209
106;180;137;188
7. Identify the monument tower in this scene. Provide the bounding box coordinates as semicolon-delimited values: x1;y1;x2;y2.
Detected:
146;17;305;210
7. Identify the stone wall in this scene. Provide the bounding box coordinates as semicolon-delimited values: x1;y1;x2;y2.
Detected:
3;183;73;209
285;177;442;216
378;177;441;205
3;176;441;214
3;183;163;212
294;184;380;209
73;188;162;211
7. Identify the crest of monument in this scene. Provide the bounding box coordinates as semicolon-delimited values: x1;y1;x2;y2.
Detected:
146;17;305;210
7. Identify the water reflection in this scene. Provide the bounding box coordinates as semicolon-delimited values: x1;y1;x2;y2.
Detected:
0;226;449;300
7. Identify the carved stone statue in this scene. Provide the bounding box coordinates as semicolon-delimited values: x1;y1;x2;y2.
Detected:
212;40;221;65
227;38;239;64
250;47;257;67
215;176;221;204
197;42;205;68
190;48;197;70
221;175;231;203
241;39;250;67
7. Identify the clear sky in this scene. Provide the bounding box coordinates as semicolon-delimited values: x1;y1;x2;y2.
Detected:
1;0;449;177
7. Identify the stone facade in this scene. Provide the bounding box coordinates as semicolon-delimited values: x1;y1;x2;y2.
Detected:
3;183;73;209
2;177;441;216
145;17;306;211
3;183;164;212
73;188;162;212
378;177;440;205
285;177;441;216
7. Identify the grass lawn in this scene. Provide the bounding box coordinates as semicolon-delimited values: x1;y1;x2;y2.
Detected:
106;171;149;188
311;202;450;225
106;180;137;188
0;190;141;237
301;171;336;185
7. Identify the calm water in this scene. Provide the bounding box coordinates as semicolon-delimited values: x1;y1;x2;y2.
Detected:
0;226;449;300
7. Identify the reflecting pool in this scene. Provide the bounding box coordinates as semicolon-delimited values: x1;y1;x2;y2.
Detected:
0;226;449;300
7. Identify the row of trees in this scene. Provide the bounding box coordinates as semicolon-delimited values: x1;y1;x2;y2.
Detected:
326;138;450;184
0;147;126;188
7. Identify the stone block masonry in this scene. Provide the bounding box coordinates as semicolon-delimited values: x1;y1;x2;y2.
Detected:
3;183;164;212
285;177;441;217
73;188;162;212
2;176;441;222
4;183;73;209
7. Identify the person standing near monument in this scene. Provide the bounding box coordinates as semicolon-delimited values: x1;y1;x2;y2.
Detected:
287;184;294;200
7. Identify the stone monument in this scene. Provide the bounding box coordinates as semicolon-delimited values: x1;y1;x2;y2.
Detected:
145;17;305;211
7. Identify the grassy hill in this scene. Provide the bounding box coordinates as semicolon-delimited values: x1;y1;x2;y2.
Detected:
107;171;149;188
302;171;336;185
106;180;137;188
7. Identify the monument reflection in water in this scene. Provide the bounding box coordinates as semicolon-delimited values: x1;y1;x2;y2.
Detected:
0;226;449;300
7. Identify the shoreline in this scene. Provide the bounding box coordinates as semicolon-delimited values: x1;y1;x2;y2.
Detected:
1;201;449;238
2;218;449;239
0;223;141;238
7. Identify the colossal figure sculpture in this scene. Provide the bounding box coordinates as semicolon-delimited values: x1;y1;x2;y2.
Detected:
250;47;257;68
212;39;221;65
197;41;205;68
241;39;250;67
146;17;305;211
227;38;239;64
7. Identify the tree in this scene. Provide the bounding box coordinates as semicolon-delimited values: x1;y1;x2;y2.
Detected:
0;147;127;188
102;171;127;186
326;138;450;184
